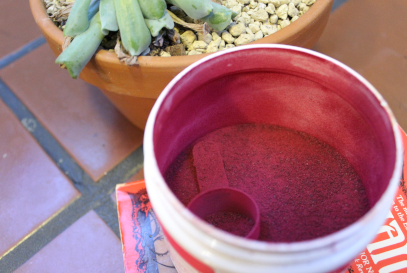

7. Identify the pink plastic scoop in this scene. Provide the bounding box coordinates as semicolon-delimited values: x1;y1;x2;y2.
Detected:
188;137;261;239
187;187;261;239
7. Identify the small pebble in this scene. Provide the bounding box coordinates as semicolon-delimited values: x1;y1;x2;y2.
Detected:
254;30;264;40
241;12;252;25
206;37;222;53
249;23;260;33
192;40;208;49
198;33;213;44
245;27;254;35
258;3;267;9
222;31;236;44
165;44;185;56
291;0;301;6
276;4;288;20
269;0;281;7
231;4;243;15
279;19;290;28
287;2;299;17
298;2;307;10
188;50;202;55
249;0;257;8
160;51;171;57
219;40;226;50
260;24;278;35
236;16;247;26
235;33;255;45
212;32;221;40
269;14;279;24
46;6;55;14
291;15;299;22
180;30;196;50
251;9;269;22
225;0;239;8
229;23;246;36
265;3;276;14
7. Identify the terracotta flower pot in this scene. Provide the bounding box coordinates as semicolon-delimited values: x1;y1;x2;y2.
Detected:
29;0;334;130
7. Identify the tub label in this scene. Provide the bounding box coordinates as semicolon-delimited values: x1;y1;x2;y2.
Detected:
348;128;407;273
166;243;200;273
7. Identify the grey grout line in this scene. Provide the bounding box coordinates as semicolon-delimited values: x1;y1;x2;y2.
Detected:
0;37;46;70
0;77;93;195
96;146;144;191
0;74;144;272
0;197;92;273
94;197;122;238
91;147;144;237
0;76;143;195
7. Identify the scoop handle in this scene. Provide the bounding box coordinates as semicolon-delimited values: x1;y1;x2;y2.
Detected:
192;138;229;192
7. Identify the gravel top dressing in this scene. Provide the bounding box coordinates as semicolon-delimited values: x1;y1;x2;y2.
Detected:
164;123;370;242
46;0;317;59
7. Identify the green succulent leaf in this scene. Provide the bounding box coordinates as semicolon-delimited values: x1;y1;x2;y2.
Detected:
63;0;92;37
100;0;119;34
201;2;234;31
114;0;151;56
166;0;212;19
56;12;105;79
145;11;174;36
139;0;167;19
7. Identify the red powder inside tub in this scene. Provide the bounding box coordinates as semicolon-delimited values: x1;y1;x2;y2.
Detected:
204;211;254;237
164;124;370;242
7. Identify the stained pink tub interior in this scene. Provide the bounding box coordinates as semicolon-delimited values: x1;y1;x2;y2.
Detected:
152;47;396;209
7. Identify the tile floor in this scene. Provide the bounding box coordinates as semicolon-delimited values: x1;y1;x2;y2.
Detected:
0;0;405;272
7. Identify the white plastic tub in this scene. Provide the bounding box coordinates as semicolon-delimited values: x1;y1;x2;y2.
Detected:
143;45;403;273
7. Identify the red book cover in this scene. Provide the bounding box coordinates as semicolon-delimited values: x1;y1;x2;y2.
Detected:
116;181;177;273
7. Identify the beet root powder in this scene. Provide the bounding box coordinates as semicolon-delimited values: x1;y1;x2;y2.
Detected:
164;124;370;242
204;211;254;237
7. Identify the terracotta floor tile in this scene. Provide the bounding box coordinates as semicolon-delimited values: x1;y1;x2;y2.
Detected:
314;0;407;130
0;0;43;59
14;210;125;273
0;45;143;181
0;99;79;257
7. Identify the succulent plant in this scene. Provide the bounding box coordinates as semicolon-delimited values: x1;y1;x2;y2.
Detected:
54;0;236;78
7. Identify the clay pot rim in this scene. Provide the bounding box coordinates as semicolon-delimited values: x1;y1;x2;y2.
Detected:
30;0;333;68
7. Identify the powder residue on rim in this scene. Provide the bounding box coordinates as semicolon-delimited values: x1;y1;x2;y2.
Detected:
164;124;370;242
